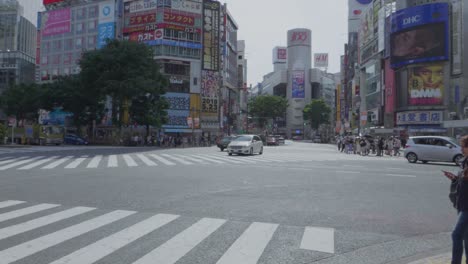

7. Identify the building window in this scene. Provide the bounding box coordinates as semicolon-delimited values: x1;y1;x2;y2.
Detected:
76;22;84;34
63;68;70;75
63;53;72;64
52;69;59;79
42;42;50;53
88;36;96;47
41;70;49;81
41;56;48;65
88;20;97;30
64;39;73;51
76;7;86;20
75;38;83;48
53;40;62;51
88;6;98;18
52;54;60;64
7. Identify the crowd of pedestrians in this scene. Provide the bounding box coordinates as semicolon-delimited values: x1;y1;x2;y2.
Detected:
336;135;406;157
124;134;216;148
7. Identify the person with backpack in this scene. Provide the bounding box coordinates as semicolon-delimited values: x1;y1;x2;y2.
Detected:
443;135;468;264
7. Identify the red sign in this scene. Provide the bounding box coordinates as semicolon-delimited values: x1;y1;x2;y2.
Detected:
163;11;195;26
155;29;163;39
277;49;286;60
43;0;64;5
291;31;308;42
128;13;156;26
128;30;159;42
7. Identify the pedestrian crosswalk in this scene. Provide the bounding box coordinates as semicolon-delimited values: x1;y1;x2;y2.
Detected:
0;200;335;264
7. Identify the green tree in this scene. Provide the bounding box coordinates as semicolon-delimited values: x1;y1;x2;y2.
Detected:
0;83;42;122
248;95;288;128
303;99;331;130
79;39;169;132
41;75;105;135
0;123;6;144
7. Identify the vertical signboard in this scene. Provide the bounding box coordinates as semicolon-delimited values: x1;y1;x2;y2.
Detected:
97;0;116;49
384;59;395;113
451;0;462;75
41;8;71;36
202;0;220;71
291;71;305;98
408;63;444;105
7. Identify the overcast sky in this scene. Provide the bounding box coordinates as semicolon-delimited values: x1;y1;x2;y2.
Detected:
221;0;348;86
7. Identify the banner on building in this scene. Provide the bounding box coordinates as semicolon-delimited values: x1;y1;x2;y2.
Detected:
273;47;287;63
314;53;329;68
171;0;202;14
41;8;71;36
291;71;305;98
124;0;157;14
202;0;220;71
396;111;443;125
451;0;462;75
408;63;444;105
97;1;116;49
164;10;196;26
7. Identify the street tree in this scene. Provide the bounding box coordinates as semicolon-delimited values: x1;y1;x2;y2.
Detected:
303;99;331;130
248;95;288;128
79;39;169;132
0;83;43;122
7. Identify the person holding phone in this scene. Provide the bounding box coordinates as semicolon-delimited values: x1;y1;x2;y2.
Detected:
444;135;468;264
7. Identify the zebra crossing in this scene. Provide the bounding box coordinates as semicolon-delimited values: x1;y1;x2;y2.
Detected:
0;200;334;264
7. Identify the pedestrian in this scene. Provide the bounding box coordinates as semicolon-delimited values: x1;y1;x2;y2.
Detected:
377;137;384;157
443;135;468;264
386;137;394;156
393;137;401;156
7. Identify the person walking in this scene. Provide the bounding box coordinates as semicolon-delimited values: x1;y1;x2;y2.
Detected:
443;136;468;264
393;137;401;156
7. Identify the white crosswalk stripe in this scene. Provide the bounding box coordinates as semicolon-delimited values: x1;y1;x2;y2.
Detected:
0;156;44;170
133;218;226;264
136;154;157;166
86;155;103;168
65;156;88;169
0;210;136;264
50;214;179;264
0;199;335;263
42;156;73;169
108;155;118;167
123;154;138;167
149;154;176;166
18;156;59;170
174;154;210;164
190;155;226;164
161;154;193;165
200;155;244;164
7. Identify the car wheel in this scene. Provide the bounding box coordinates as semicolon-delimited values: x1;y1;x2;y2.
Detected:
228;153;232;156
406;152;418;163
259;147;263;155
422;160;428;164
220;147;224;152
454;154;464;166
250;148;253;155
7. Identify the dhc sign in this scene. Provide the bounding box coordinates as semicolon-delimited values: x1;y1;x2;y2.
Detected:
402;15;421;26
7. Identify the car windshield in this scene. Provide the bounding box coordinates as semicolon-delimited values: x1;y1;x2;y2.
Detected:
234;136;253;141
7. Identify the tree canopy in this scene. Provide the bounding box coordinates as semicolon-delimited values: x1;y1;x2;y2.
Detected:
0;83;42;121
303;99;331;130
248;95;288;128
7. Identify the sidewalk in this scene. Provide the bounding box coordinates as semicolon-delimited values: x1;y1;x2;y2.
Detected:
408;253;463;264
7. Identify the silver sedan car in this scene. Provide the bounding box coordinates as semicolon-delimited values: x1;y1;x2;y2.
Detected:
404;136;463;165
227;135;264;156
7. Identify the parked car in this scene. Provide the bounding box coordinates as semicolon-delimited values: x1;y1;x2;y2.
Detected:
266;136;279;146
64;134;88;145
227;135;263;156
292;136;303;141
313;135;322;143
274;135;285;145
404;136;463;165
217;136;237;151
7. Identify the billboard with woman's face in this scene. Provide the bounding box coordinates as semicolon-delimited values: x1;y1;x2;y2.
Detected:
408;64;444;106
390;3;449;68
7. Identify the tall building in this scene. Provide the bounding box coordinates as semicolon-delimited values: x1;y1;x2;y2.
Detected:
0;0;37;120
16;0;44;24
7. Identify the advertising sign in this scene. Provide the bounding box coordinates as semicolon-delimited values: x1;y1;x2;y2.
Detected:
377;8;385;52
99;0;115;23
202;0;220;71
314;53;329;68
451;0;462;75
124;12;156;26
124;0;157;14
44;0;64;5
390;3;449;68
359;4;373;46
144;39;202;49
348;0;373;20
164;10;195;26
171;0;202;14
288;30;310;47
201;70;218;98
396;111;443;125
276;48;287;61
408;63;444;105
97;22;115;49
291;71;305;98
41;8;71;36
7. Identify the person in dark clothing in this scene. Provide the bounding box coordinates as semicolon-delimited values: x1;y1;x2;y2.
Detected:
443;135;468;264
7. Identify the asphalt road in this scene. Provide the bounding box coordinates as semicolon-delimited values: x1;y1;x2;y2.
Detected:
0;142;458;264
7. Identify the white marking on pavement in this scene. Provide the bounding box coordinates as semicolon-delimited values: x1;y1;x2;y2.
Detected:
174;155;209;164
17;156;59;170
335;171;361;174
149;154;176;166
190;155;225;164
229;156;257;164
123;155;138;167
42;156;73;169
0;207;96;240
386;174;417;178
216;222;278;264
0;158;21;166
0;210;136;264
0;200;25;209
107;155;118;167
200;155;243;164
161;154;193;165
136;154;157;166
50;214;179;264
0;156;11;161
300;226;335;254
342;165;364;168
0;203;60;223
0;156;43;170
133;218;226;264
86;155;103;168
64;156;88;169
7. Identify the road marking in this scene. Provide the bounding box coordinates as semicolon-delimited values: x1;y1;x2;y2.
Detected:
229;156;257;164
190;155;225;164
17;156;59;170
174;155;209;164
149;154;176;166
0;156;11;161
201;155;243;164
64;156;88;169
300;226;335;254
50;214;179;264
0;200;25;209
336;171;361;174
0;157;20;165
161;154;193;165
386;174;417;178
133;217;226;264
136;154;157;166
123;155;138;167
0;206;96;240
86;155;103;168
42;156;73;169
107;155;118;167
0;210;136;264
216;222;278;264
342;165;364;168
0;203;60;223
0;156;44;170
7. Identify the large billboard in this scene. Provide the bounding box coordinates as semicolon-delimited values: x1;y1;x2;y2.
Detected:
408;63;444;106
202;0;220;71
97;0;116;49
272;47;287;64
124;0;157;14
43;0;64;5
41;8;71;36
171;0;203;14
291;71;305;99
390;3;449;68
